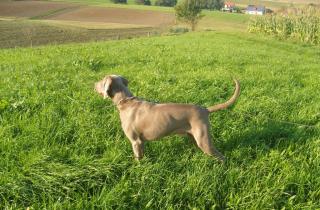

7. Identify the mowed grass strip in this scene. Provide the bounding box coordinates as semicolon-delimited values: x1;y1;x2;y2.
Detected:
0;31;319;209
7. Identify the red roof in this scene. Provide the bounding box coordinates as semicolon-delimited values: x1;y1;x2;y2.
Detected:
225;2;235;6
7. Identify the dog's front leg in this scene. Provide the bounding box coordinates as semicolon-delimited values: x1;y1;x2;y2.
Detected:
130;139;144;160
125;131;144;160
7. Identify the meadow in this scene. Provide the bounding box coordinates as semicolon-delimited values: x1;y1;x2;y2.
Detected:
0;29;319;209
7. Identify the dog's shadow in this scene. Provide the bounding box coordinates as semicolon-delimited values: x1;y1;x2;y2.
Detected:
221;120;317;164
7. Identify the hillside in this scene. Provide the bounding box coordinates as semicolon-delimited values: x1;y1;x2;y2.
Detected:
0;31;319;209
0;0;249;48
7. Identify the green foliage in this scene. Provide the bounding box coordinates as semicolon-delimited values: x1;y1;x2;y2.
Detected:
154;0;177;7
0;99;9;112
232;6;242;13
170;26;189;34
0;32;320;209
248;5;320;44
135;0;151;5
110;0;127;4
175;0;204;31
200;0;224;10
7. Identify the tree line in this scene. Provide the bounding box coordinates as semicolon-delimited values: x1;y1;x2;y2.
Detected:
111;0;224;10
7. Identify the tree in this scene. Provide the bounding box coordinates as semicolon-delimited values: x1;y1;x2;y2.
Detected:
174;0;204;31
155;0;177;7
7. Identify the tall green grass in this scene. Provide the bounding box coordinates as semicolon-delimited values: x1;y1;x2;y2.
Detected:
248;6;320;44
0;31;319;209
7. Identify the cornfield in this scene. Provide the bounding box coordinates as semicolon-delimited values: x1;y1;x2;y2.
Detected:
248;5;320;44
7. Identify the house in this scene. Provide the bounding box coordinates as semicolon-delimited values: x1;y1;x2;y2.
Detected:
221;2;235;12
245;5;266;15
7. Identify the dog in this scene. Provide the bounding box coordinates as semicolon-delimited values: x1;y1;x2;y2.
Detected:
95;75;240;162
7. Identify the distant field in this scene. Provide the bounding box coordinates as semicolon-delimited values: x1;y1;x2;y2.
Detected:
0;31;319;209
52;0;320;10
0;1;175;48
41;20;145;29
0;1;174;27
200;11;250;31
0;1;79;18
233;0;320;10
0;19;160;48
0;0;250;48
46;7;174;27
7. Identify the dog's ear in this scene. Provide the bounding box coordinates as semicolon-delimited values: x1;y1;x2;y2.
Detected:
120;76;129;87
104;77;114;99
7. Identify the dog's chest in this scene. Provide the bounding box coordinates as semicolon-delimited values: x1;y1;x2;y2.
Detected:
119;109;139;132
119;104;157;138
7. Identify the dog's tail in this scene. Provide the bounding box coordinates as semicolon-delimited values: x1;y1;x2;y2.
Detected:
207;79;240;113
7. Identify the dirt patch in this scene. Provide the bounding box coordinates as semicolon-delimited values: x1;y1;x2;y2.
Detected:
48;7;175;27
0;1;79;18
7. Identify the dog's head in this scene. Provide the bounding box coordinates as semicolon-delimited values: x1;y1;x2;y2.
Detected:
95;75;129;99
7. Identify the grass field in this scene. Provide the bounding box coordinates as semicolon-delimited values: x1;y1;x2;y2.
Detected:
0;30;319;209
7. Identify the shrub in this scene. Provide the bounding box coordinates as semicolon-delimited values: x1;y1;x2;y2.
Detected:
155;0;177;7
170;26;189;34
110;0;127;4
135;0;151;5
233;6;242;13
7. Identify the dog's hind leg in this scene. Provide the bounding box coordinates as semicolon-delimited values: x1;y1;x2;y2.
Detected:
191;124;226;163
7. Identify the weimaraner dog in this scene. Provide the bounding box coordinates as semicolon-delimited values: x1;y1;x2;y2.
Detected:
95;75;240;162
